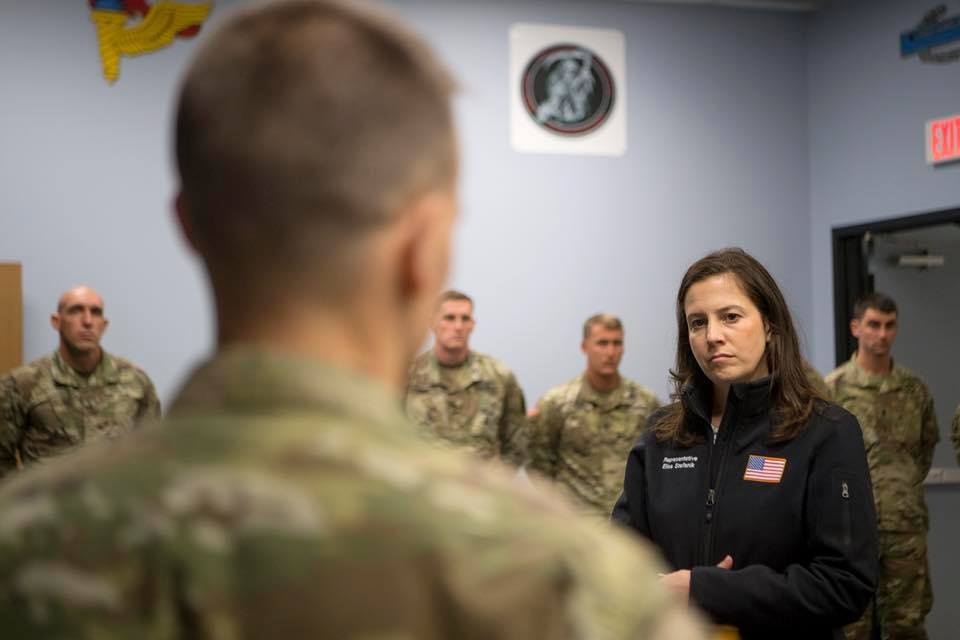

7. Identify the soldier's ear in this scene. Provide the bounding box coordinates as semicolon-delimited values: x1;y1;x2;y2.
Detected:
402;189;456;303
849;318;861;338
50;313;60;332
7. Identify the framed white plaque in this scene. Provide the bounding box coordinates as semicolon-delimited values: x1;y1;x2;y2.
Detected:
510;23;627;156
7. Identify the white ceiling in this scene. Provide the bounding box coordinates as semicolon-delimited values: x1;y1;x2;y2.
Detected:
620;0;825;11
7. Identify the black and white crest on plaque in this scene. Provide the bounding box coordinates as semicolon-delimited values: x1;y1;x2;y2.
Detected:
522;44;615;136
510;24;626;156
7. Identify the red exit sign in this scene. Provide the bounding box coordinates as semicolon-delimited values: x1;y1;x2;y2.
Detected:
926;114;960;165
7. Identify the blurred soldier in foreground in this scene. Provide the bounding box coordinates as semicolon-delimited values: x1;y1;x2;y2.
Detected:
405;290;529;466
0;285;159;478
529;314;659;516
826;292;938;640
0;2;704;638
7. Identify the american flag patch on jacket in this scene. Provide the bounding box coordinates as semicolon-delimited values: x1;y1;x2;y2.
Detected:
743;454;787;483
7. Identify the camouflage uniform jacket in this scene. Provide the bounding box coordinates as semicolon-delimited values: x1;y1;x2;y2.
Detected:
530;374;660;516
803;361;832;401
825;355;938;531
405;350;528;466
952;404;960;466
0;349;160;478
0;348;706;639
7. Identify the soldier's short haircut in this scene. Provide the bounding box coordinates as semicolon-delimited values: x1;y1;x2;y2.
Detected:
175;0;455;299
852;292;898;319
436;290;473;310
582;314;623;340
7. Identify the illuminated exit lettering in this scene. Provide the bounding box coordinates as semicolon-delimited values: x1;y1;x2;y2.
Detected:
926;114;960;165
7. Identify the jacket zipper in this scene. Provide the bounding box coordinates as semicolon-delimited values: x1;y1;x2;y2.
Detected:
702;439;730;564
701;403;738;566
841;479;852;548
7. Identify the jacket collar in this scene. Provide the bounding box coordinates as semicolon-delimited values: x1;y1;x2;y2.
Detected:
681;376;773;441
842;353;905;392
168;346;407;430
51;349;118;387
420;350;483;392
576;374;629;411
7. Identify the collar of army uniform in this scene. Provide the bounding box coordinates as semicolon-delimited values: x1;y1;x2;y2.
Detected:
844;353;904;392
576;374;628;410
425;350;483;392
168;346;407;429
50;349;118;387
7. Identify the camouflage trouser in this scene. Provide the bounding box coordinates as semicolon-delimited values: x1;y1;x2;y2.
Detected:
844;530;932;640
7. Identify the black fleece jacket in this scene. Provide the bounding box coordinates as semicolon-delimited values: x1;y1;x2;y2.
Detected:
612;378;879;640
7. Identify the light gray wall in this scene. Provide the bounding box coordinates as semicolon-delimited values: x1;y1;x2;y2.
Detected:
807;0;960;373
868;225;960;468
868;226;960;639
383;0;813;406
0;2;212;404
809;2;960;637
2;0;957;635
0;1;812;410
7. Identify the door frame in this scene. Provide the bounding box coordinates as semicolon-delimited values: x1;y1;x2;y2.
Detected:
831;205;960;365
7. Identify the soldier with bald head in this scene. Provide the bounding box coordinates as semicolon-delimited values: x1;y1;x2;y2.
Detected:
0;285;160;478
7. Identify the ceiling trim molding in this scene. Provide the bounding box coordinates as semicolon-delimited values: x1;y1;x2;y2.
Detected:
618;0;823;12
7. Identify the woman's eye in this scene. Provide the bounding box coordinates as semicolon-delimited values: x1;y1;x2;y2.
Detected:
689;319;705;330
724;313;740;323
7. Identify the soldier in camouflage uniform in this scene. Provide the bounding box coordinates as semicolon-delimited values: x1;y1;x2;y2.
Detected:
0;2;706;637
826;292;938;640
0;286;160;479
529;314;660;517
405;290;528;466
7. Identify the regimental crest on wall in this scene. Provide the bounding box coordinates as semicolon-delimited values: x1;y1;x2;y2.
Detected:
88;0;213;83
901;4;960;64
521;44;615;136
510;24;627;156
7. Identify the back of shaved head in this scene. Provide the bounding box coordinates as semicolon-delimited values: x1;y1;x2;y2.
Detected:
175;0;456;304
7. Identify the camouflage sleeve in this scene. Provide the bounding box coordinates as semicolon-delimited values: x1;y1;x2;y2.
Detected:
822;371;839;399
527;394;561;478
543;518;709;640
918;392;938;476
0;468;710;640
952;405;960;466
137;376;162;422
0;375;24;479
497;373;529;467
805;366;832;401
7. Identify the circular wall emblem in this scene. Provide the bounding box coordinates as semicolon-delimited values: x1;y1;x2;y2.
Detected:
521;44;615;136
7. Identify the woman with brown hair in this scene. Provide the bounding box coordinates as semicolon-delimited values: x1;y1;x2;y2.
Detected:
612;248;878;639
